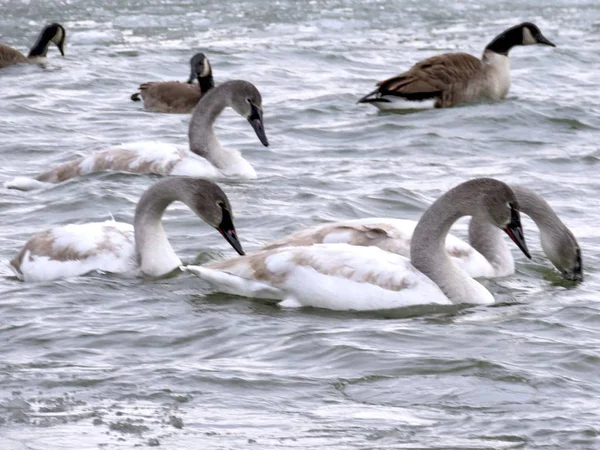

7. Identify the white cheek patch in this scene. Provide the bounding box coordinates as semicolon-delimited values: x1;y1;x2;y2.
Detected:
522;27;537;45
201;59;211;77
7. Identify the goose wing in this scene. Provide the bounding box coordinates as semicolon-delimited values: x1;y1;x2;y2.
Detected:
136;81;202;113
0;44;28;68
363;53;484;101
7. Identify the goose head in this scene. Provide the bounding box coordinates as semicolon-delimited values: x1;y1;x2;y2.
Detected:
486;22;555;55
185;178;245;255
187;52;212;84
46;23;66;56
519;22;556;47
541;228;583;282
480;185;531;259
229;80;269;147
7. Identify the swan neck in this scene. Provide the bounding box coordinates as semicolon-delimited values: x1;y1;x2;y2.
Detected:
134;180;185;276
411;182;494;304
188;86;229;162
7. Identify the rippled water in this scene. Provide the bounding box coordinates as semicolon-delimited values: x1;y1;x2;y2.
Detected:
1;0;599;448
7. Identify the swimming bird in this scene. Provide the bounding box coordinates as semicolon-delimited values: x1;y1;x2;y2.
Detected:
130;53;215;113
358;22;555;109
10;177;244;282
0;23;65;69
5;80;269;190
255;185;582;281
469;185;582;281
185;178;532;310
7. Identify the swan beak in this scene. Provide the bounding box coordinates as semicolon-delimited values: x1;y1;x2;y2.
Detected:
536;33;556;47
503;208;531;259
564;249;583;282
217;208;245;256
248;103;269;147
57;40;65;56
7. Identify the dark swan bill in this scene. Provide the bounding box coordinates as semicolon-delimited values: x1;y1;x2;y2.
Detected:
248;103;269;147
217;207;245;256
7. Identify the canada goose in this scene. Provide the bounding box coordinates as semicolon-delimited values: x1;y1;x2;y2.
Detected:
130;53;215;113
184;179;531;310
358;22;555;109
255;186;582;282
6;80;269;190
0;23;65;69
10;177;244;282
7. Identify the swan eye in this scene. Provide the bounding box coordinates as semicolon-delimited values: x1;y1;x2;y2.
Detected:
246;98;252;104
216;201;225;209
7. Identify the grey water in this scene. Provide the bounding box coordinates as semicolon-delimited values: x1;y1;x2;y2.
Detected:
1;0;599;448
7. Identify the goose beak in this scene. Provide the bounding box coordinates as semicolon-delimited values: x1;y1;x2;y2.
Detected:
504;208;531;259
248;103;269;147
217;208;245;256
187;68;197;84
536;33;556;47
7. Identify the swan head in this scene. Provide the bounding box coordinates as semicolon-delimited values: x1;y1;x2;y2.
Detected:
481;185;531;259
186;179;245;256
541;228;583;282
229;81;269;147
187;52;212;84
47;23;66;56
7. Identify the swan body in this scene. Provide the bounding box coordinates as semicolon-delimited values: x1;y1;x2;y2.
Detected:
10;177;244;282
6;80;269;191
186;178;532;310
261;218;496;278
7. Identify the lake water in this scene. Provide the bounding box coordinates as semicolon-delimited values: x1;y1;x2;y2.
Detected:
1;0;599;448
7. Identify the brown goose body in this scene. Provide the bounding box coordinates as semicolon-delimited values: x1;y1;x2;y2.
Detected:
0;23;66;69
131;52;215;114
132;81;203;113
358;22;555;109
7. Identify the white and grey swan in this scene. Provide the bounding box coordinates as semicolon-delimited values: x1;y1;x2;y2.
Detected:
358;22;555;109
6;80;269;190
0;23;65;69
10;177;244;282
254;185;582;281
185;178;532;310
130;52;215;113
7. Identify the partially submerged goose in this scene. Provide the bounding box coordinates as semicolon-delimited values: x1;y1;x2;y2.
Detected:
131;53;215;113
255;185;582;281
185;179;532;310
10;177;244;282
6;80;269;190
0;23;65;69
358;22;555;109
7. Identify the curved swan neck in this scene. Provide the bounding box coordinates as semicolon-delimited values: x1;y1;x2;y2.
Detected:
468;217;515;277
411;180;501;304
134;178;197;276
188;83;232;159
469;185;569;276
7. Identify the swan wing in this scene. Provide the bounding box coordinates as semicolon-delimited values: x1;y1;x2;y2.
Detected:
262;218;496;278
11;221;136;281
186;243;451;310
